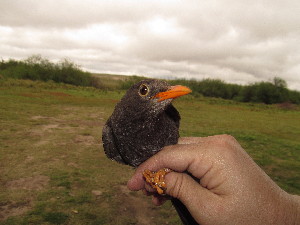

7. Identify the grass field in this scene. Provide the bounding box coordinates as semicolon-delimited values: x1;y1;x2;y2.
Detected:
0;78;299;225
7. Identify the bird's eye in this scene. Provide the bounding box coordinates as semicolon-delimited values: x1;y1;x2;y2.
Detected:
139;84;149;96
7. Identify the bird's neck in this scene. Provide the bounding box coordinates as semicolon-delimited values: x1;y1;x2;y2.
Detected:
113;107;164;130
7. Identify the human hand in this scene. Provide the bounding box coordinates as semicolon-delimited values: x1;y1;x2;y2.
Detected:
128;135;300;225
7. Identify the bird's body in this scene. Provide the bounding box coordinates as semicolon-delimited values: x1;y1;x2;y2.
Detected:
103;79;181;167
102;79;198;225
103;106;179;166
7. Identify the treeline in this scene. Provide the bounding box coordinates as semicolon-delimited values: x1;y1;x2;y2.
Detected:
1;56;300;104
168;78;300;104
0;55;97;87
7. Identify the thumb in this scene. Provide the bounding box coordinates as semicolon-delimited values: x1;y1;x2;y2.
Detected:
165;171;199;200
165;171;218;220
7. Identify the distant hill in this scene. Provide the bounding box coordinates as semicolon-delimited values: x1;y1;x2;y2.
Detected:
1;55;300;104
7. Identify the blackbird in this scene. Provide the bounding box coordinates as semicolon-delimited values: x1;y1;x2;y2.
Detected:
102;79;198;225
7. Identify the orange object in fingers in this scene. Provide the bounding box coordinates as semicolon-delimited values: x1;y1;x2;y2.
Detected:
143;168;172;195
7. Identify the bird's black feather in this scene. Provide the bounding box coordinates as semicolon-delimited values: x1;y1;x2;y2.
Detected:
102;79;180;167
102;119;127;165
165;104;180;128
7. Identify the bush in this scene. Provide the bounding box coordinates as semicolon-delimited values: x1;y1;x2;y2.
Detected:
0;55;93;87
241;81;290;104
170;77;299;105
288;90;300;104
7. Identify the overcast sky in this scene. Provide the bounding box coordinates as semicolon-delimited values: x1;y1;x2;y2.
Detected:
1;0;300;90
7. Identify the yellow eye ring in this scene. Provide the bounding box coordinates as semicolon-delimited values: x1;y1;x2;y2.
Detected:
139;84;149;96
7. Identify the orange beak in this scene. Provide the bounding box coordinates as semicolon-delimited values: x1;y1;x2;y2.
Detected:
153;85;192;102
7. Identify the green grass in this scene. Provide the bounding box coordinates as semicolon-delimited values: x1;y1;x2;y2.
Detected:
0;78;299;224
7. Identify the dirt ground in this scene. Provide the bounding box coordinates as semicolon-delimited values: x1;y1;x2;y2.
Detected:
1;175;49;220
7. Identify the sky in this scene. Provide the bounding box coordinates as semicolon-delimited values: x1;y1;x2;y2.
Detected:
1;0;300;90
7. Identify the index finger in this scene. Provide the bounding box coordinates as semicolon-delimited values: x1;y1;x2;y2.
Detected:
127;141;212;191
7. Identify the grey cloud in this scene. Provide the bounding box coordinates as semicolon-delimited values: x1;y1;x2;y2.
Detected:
0;0;169;28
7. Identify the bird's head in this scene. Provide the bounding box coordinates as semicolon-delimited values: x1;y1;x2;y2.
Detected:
118;79;192;117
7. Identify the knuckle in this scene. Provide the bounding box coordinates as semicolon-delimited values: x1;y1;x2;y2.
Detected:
168;173;185;199
211;135;242;161
219;134;237;144
215;134;238;150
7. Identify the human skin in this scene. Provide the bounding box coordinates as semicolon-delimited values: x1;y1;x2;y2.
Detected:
128;135;300;225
